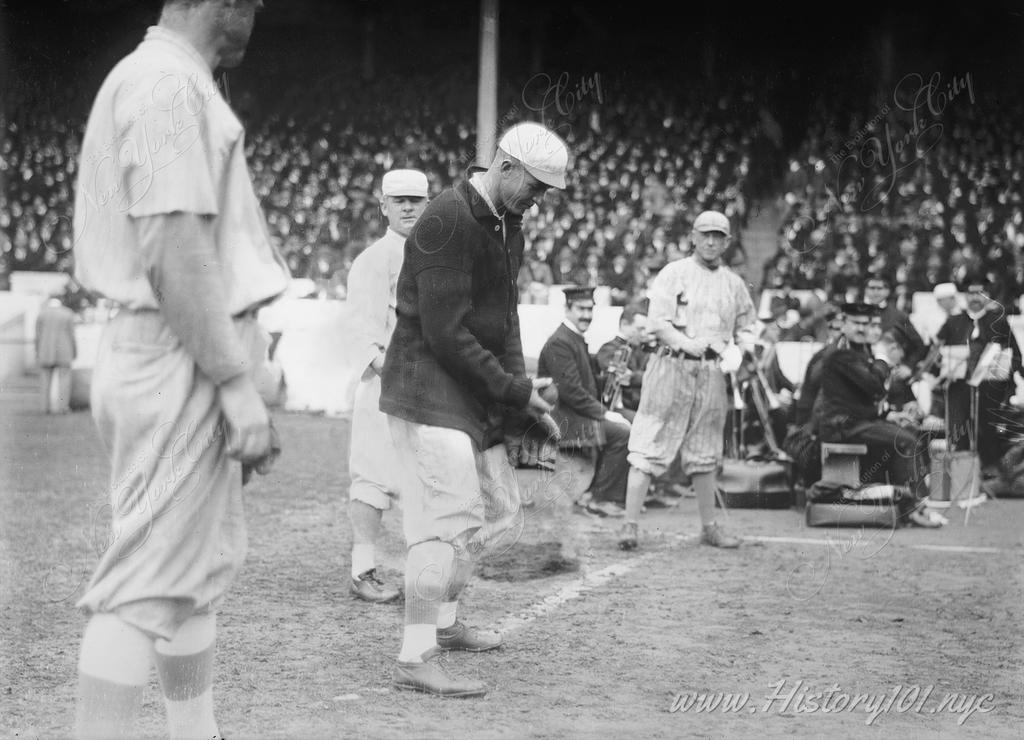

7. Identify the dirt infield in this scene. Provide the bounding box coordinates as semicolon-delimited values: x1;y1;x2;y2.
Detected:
2;386;1023;739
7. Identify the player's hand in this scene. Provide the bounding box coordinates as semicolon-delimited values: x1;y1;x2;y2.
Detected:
370;352;385;376
219;374;272;463
527;377;555;415
676;337;709;356
526;378;561;441
604;409;631;426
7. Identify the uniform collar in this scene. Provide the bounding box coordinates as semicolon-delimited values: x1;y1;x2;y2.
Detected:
460;169;524;231
144;26;213;78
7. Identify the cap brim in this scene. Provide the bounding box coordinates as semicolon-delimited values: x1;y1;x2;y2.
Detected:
695;227;730;236
525;165;566;190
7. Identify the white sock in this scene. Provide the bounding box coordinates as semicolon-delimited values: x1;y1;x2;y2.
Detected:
75;614;154;739
351;544;376;579
398;624;437;663
436;601;459;630
163;689;218;740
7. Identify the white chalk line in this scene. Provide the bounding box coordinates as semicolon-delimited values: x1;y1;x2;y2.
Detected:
493;557;648;635
745;535;1007;554
493;534;700;635
493;533;1008;635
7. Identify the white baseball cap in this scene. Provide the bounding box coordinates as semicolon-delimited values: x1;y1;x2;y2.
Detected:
381;169;429;198
933;282;957;299
693;210;731;235
497;122;569;189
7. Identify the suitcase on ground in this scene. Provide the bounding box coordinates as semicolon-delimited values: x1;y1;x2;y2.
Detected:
804;480;903;528
717;455;794;509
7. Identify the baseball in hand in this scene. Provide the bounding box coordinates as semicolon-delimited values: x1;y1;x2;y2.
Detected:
538;382;558;406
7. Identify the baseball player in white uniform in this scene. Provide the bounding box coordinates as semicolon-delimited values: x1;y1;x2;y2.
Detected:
70;2;286;738
346;169;429;603
618;210;759;550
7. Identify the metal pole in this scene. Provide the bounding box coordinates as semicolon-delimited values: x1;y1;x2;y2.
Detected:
476;0;499;167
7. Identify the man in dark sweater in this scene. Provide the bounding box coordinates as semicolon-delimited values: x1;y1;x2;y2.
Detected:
381;122;568;697
816;302;939;527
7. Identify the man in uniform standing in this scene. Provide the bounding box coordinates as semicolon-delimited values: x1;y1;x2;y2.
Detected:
618;210;758;550
345;168;429;603
380;121;566;697
35;294;77;414
71;2;287;737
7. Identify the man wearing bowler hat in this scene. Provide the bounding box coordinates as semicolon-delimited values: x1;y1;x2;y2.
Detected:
619;209;759;550
380;121;565;697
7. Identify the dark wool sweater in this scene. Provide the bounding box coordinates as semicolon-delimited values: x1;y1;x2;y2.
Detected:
380;171;534;448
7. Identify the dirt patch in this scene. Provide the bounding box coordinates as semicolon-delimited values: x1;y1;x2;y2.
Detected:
3;398;1023;739
478;541;581;581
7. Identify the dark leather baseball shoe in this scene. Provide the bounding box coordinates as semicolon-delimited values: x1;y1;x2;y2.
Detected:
436;621;502;652
350;568;401;603
393;647;488;698
617;522;639;550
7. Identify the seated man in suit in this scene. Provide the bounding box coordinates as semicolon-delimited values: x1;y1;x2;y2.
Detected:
539;286;632;517
815;302;940;527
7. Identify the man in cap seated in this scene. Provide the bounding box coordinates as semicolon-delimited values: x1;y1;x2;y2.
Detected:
539;285;632;517
815;302;940;527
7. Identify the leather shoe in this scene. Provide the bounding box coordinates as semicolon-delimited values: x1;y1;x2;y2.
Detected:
436;621;502;652
350;568;401;603
644;494;677;509
617;522;638;551
700;522;741;548
587;501;625;518
393;647;488;697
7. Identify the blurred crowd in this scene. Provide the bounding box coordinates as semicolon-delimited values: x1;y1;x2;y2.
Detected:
1;71;757;304
4;67;1023;318
763;86;1024;315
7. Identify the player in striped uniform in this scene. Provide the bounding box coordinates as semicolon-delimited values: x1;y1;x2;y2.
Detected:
618;210;759;550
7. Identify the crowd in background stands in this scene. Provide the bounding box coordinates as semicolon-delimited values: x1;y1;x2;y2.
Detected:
4;67;1022;316
0;71;756;306
764;92;1024;314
